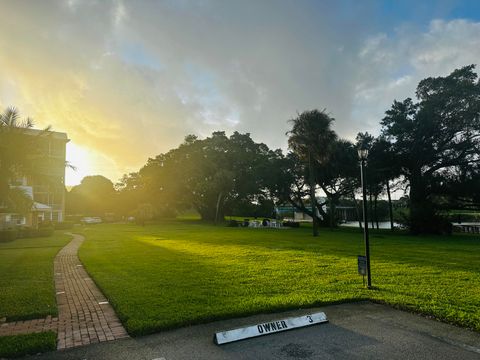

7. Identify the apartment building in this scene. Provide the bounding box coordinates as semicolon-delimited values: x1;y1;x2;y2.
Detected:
0;129;69;229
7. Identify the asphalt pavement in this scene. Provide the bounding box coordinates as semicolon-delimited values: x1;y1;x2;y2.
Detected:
28;301;480;360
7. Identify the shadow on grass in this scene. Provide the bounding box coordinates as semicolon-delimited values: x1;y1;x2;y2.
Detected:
162;226;480;274
80;234;366;337
79;223;480;335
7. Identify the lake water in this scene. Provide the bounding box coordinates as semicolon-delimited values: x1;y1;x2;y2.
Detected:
341;221;480;229
340;221;402;229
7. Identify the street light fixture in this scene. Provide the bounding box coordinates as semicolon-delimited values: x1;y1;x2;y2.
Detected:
358;147;372;288
357;148;368;161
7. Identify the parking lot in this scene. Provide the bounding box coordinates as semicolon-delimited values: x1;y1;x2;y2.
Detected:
31;302;480;360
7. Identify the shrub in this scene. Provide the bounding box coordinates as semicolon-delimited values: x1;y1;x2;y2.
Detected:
17;227;34;238
17;227;55;238
134;203;156;226
38;221;53;228
0;229;17;242
393;207;410;228
35;227;54;237
283;221;300;228
422;216;453;235
54;221;74;230
227;219;239;227
447;212;479;223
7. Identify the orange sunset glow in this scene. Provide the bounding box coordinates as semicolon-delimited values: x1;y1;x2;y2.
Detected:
2;1;480;186
1;1;480;358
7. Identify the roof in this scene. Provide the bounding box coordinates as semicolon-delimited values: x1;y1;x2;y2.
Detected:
32;202;52;211
22;128;69;142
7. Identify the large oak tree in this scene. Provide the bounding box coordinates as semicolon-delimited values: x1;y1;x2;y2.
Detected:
381;65;480;234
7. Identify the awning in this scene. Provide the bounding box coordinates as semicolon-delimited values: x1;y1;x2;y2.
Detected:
32;202;52;211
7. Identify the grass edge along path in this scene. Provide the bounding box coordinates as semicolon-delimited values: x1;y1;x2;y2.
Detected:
0;332;57;359
0;232;71;321
0;232;71;358
78;222;480;337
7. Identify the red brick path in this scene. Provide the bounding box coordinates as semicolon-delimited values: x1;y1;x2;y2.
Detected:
0;316;58;336
0;233;129;350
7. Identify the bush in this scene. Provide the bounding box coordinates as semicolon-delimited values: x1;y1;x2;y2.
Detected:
227;219;239;227
35;227;54;237
54;221;74;230
447;212;479;223
421;216;452;235
0;229;17;242
38;221;53;228
17;227;54;238
283;221;300;228
17;227;34;238
393;207;410;228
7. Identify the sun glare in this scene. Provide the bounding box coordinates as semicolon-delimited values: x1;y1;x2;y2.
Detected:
65;141;123;187
66;142;94;186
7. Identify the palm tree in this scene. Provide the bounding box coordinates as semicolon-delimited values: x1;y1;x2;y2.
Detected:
0;107;45;214
287;109;338;236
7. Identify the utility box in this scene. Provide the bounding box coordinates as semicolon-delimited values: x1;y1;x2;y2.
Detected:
358;255;367;276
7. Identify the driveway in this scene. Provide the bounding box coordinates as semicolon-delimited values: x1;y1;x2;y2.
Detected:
30;301;480;359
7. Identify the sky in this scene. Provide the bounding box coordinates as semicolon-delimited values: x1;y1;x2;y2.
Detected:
1;0;480;186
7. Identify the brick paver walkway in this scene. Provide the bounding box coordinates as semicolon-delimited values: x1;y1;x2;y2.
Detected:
0;316;58;336
0;233;128;350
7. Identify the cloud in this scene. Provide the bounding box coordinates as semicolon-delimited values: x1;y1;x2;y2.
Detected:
352;19;480;134
0;1;479;184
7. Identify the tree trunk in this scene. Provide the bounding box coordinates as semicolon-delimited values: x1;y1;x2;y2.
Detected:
352;191;362;229
214;192;223;225
308;152;319;236
386;181;394;231
409;171;435;234
374;194;379;229
199;199;225;223
329;196;335;229
369;185;374;228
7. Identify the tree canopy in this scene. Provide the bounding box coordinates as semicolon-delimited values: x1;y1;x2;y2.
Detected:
62;65;480;236
67;175;117;216
287;110;338;235
116;131;284;222
381;65;480;233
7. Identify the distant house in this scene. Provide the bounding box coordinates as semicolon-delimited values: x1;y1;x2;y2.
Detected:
0;129;69;229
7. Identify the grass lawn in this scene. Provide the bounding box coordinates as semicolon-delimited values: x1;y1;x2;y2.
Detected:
0;233;71;320
78;221;480;336
0;332;56;358
0;233;71;358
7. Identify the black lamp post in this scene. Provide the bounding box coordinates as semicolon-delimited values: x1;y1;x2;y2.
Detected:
358;148;372;288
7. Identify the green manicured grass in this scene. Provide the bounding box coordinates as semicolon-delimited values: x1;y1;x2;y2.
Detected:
0;233;71;320
0;332;56;358
79;221;480;336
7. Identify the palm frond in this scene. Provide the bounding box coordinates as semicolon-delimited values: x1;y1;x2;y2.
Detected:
66;160;77;171
0;107;19;127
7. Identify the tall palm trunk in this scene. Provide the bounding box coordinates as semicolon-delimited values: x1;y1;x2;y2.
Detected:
369;185;374;228
308;152;319;236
